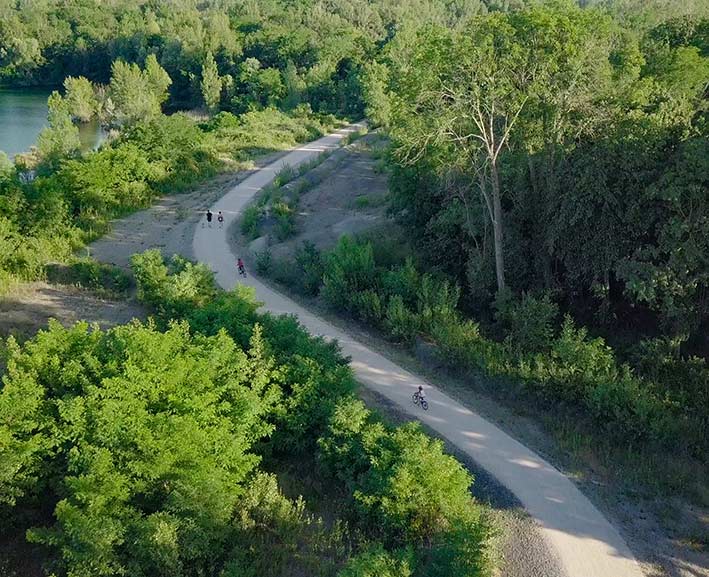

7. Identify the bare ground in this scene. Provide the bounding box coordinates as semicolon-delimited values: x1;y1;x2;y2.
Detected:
0;282;144;342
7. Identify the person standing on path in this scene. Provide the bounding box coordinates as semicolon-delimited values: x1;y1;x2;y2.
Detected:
204;209;213;228
217;211;224;228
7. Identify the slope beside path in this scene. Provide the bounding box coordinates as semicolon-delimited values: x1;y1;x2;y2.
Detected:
192;125;646;577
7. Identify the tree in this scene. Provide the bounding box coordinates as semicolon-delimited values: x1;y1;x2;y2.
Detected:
109;57;172;125
144;53;172;106
63;76;97;122
37;91;80;169
201;51;222;112
389;19;531;292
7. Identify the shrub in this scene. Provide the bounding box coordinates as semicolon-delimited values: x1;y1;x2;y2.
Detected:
241;205;263;239
131;250;216;319
274;164;297;187
272;201;295;240
322;237;377;312
337;545;413;577
1;321;279;576
494;290;558;354
384;296;420;342
255;248;273;275
294;241;324;295
353;290;385;325
381;258;420;308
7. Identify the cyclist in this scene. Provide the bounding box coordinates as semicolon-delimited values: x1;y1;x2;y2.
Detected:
217;211;224;228
237;258;246;277
416;385;426;402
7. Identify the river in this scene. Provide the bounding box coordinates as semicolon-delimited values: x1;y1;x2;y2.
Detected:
0;88;104;158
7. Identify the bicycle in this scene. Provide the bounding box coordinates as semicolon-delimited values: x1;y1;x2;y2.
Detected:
412;390;428;411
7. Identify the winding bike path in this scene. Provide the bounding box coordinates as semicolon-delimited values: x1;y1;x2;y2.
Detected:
193;125;645;577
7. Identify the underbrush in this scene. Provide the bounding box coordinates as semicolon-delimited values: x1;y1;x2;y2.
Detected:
262;235;708;503
45;258;132;298
0;248;500;576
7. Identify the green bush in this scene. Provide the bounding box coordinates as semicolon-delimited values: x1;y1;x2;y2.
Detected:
384;295;421;342
255;248;273;275
45;258;132;296
295;241;324;295
274;164;297;187
318;398;492;572
494;290;558;354
241;205;263;239
337;545;413;577
273;201;295;240
353;290;385;324
1;321;279;577
322;237;377;312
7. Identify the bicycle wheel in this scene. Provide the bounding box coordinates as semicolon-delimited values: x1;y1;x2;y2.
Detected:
412;393;419;405
421;399;428;411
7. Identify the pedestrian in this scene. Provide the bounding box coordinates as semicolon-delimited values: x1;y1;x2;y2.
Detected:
237;257;246;277
217;211;224;228
206;209;213;228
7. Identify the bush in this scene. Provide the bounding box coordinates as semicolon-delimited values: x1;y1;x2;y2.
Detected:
241;205;263;239
337;545;413;577
131;249;216;319
494;290;558;354
1;321;279;576
322;237;377;312
294;241;324;295
45;258;132;296
274;164;297;187
318;398;492;572
384;296;420;342
255;248;273;275
353;290;385;325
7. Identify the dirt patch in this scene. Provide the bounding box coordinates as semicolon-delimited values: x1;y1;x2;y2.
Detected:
0;282;144;342
249;135;390;262
89;152;289;269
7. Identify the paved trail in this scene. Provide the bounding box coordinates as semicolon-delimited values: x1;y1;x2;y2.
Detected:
193;126;645;577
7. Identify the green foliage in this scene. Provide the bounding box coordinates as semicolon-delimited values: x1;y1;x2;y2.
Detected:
494;290;558;354
63;76;97;122
109;57;171;125
36;91;80;169
201;51;222;113
319;397;493;574
337;545;413;577
241;205;264;239
0;320;280;576
131;249;216;319
323;237;377;312
126;250;493;573
45;258;131;297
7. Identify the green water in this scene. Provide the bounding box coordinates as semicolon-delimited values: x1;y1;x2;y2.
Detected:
0;88;103;158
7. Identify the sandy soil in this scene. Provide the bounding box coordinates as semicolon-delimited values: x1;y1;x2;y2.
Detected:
89;152;287;269
266;135;390;260
0;282;144;342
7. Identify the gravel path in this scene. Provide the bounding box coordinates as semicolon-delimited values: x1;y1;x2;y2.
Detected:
192;126;646;577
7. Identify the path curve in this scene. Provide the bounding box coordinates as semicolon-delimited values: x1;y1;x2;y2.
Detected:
193;125;645;577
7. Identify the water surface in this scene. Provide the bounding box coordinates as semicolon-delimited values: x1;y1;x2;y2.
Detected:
0;88;103;158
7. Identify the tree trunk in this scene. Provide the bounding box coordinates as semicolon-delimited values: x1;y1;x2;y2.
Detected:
490;161;506;291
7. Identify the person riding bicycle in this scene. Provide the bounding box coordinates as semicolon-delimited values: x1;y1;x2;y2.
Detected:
237;257;246;276
416;385;425;401
217;211;224;227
